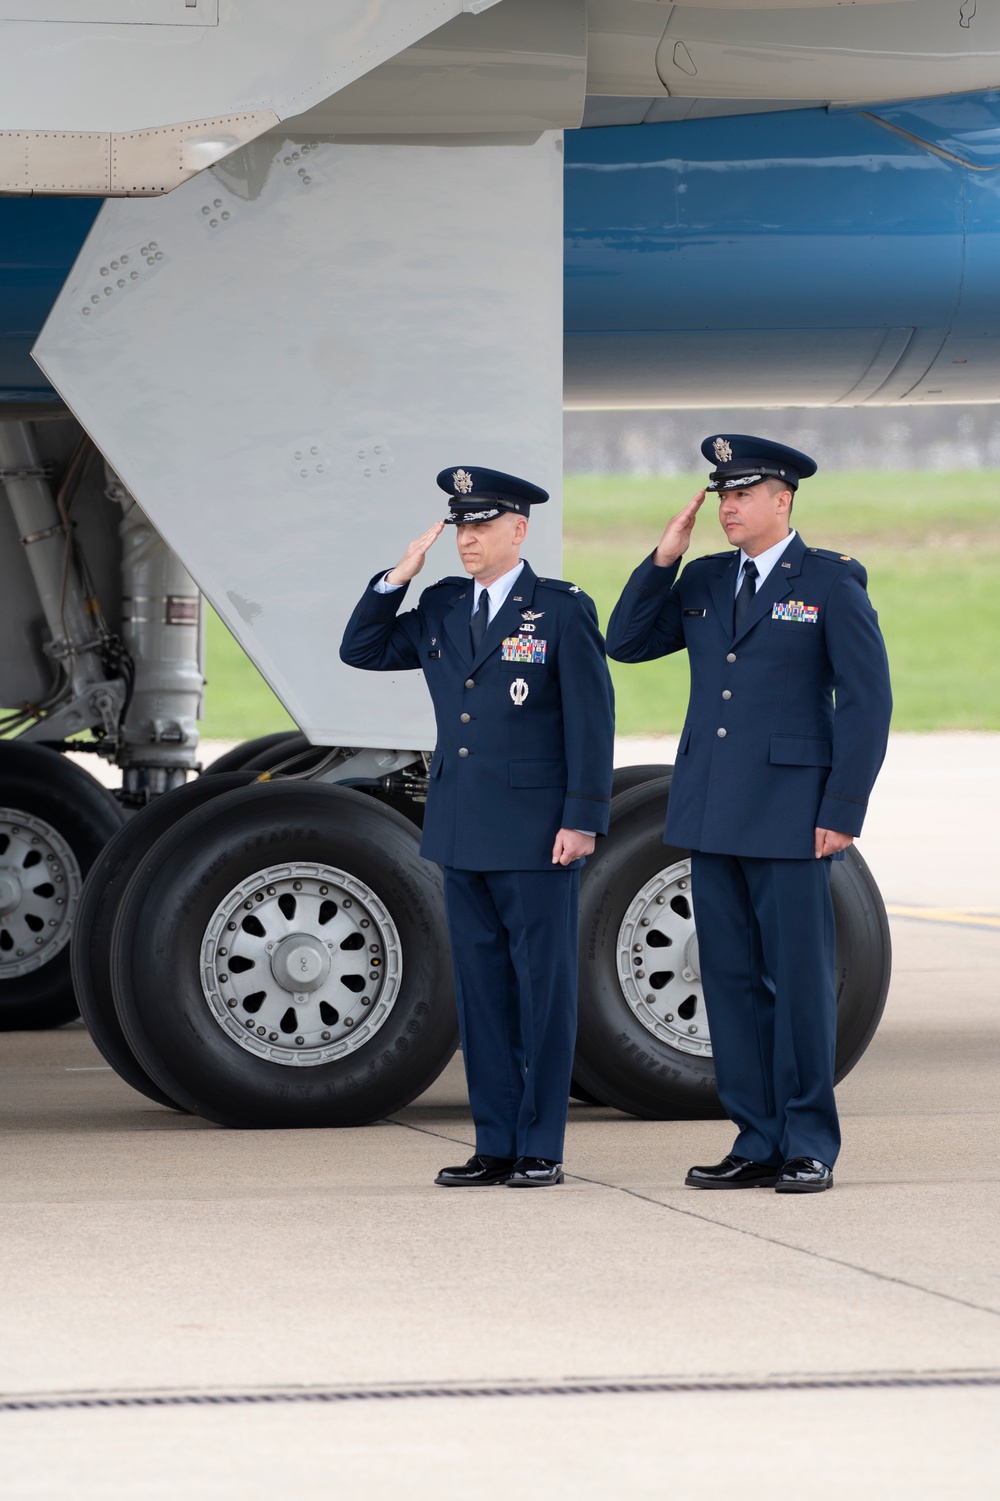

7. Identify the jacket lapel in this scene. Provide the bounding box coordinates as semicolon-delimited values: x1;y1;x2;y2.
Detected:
471;561;536;672
443;585;474;663
708;553;739;637
733;533;807;645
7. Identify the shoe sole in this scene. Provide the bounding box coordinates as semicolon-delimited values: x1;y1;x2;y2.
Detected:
774;1180;833;1193
506;1173;565;1187
684;1176;778;1190
434;1176;513;1188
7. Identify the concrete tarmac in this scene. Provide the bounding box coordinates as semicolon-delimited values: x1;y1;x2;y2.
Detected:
3;736;999;1498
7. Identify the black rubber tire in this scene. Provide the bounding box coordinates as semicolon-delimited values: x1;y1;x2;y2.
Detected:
611;763;672;798
70;771;260;1109
0;743;124;1030
204;732;302;776
574;775;892;1119
830;843;892;1079
110;781;459;1128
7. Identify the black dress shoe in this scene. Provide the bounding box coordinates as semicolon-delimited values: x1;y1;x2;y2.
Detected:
684;1154;780;1189
434;1154;516;1187
506;1157;564;1187
775;1157;833;1193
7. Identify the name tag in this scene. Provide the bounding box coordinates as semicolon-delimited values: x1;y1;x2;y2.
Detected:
773;601;819;624
502;636;547;664
683;608;707;617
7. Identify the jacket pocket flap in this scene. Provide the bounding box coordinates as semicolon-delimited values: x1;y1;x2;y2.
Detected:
769;734;833;768
509;759;567;789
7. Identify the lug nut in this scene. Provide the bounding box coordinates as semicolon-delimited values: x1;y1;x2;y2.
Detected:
227;999;237;1009
295;1036;304;1045
228;921;237;930
322;1031;331;1041
293;881;302;892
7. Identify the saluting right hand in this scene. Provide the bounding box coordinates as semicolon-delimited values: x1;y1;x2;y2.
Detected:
653;490;706;568
386;520;445;586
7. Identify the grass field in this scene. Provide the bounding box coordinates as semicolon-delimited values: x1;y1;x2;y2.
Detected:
199;469;1000;740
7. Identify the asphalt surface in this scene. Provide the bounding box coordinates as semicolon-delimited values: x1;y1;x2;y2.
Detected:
3;735;998;1498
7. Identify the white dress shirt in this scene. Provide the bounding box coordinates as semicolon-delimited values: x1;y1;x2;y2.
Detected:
735;529;797;596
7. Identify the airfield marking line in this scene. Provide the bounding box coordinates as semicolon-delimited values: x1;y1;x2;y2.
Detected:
886;904;1000;930
2;1368;1000;1416
389;1119;1000;1324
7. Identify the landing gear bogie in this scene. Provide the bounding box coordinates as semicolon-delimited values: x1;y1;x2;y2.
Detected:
109;782;458;1128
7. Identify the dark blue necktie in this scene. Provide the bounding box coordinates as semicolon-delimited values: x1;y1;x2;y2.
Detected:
470;589;489;653
733;558;759;634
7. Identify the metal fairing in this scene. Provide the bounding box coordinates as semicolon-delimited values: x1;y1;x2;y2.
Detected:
6;93;1000;410
30;134;565;750
564;93;1000;407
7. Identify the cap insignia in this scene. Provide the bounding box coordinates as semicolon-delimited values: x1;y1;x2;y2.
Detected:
713;437;733;463
452;468;474;495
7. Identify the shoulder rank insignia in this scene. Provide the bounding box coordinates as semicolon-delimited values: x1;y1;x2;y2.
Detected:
773;600;819;624
569;585;581;594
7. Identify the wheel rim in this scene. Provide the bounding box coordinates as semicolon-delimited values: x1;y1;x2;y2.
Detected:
615;859;712;1058
199;862;402;1067
0;809;81;979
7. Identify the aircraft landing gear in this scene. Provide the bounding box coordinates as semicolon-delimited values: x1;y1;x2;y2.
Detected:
104;782;457;1127
574;772;892;1118
0;742;123;1030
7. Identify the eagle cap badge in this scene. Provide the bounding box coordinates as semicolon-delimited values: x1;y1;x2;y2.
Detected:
713;437;733;463
452;469;474;494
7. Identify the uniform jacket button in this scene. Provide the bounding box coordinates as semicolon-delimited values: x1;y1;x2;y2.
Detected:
458;747;469;758
460;713;471;723
717;727;727;738
726;652;736;663
722;690;732;700
465;678;475;689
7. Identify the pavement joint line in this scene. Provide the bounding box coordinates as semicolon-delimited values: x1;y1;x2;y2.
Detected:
2;1369;999;1416
390;1119;1000;1324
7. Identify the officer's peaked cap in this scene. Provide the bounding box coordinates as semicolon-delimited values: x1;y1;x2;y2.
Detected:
701;434;818;492
437;466;549;525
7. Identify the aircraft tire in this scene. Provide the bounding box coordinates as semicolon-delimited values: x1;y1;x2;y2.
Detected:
611;763;672;798
110;782;458;1128
0;742;124;1031
70;771;260;1110
204;731;303;776
574;775;891;1119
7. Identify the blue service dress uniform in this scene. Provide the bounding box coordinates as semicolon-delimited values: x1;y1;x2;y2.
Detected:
605;532;892;1168
341;560;615;1162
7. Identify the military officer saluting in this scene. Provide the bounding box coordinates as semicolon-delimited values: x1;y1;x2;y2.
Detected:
606;436;892;1193
341;467;615;1187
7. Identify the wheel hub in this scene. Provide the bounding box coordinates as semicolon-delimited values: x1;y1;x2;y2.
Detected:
0;809;81;979
0;870;23;915
200;861;402;1067
616;858;713;1057
270;933;331;992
